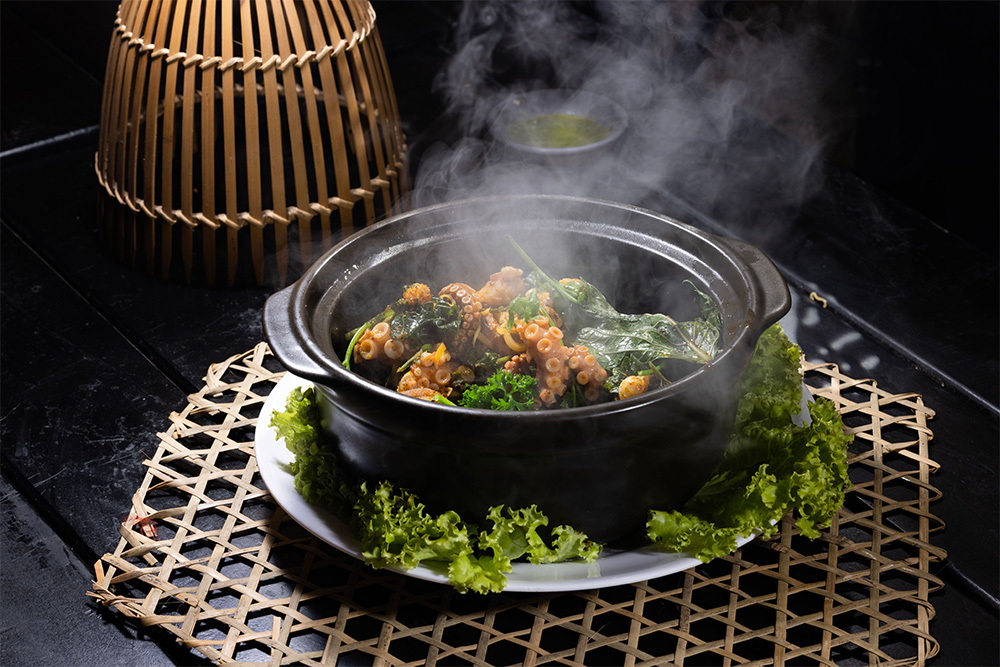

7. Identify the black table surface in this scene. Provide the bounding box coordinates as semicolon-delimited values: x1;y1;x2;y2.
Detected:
2;2;997;666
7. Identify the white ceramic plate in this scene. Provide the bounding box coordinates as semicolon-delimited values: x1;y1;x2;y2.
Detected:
255;373;764;593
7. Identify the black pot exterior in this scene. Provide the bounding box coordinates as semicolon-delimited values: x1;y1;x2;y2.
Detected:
263;195;790;543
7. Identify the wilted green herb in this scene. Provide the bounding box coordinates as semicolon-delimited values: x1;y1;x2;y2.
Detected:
508;292;552;324
389;296;462;342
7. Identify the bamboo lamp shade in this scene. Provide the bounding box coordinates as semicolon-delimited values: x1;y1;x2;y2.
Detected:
95;0;410;286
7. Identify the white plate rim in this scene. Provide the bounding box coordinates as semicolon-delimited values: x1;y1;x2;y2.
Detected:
254;372;762;593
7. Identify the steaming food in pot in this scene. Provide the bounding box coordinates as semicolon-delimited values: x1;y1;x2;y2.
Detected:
342;239;722;410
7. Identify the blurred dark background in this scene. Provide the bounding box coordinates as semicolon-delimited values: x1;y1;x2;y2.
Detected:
2;0;997;252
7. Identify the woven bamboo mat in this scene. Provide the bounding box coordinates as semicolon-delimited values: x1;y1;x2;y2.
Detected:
90;343;945;666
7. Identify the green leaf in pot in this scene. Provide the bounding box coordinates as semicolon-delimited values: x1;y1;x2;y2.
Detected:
388;295;462;343
508;236;721;388
343;291;462;371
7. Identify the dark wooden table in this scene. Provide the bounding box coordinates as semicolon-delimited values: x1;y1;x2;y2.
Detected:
2;2;996;665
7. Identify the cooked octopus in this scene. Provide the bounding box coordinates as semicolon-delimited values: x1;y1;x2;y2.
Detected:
515;319;607;406
397;344;473;398
342;259;699;410
474;309;516;355
402;282;432;305
353;321;412;365
475;266;527;307
439;282;483;352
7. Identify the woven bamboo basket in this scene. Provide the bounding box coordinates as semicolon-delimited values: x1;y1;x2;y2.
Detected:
95;0;410;286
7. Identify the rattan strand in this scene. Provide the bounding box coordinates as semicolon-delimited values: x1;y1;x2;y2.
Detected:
90;344;945;666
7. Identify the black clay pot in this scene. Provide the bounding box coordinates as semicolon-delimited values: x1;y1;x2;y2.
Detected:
263;195;790;543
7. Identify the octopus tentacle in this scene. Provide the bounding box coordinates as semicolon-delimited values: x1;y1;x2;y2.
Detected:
397;344;461;397
353;320;413;366
439;282;482;352
476;266;527;307
516;317;607;407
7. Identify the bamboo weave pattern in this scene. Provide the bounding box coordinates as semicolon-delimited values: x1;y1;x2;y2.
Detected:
95;0;409;286
90;344;945;665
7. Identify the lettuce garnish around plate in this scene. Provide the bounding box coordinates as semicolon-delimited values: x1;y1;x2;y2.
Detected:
646;325;852;561
270;388;599;593
269;324;851;592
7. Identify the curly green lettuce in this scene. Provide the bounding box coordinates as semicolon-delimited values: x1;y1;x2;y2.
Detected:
646;325;852;561
271;387;353;516
449;505;600;593
269;390;600;594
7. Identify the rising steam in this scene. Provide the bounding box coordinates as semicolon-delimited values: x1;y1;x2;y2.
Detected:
407;0;857;233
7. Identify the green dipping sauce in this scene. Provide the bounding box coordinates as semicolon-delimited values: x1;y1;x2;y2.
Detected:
506;113;613;149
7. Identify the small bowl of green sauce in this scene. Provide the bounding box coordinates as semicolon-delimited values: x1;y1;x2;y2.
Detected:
492;89;628;160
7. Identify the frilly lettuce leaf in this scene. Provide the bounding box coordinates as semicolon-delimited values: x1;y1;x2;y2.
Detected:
270;387;353;516
353;495;601;594
647;325;852;561
444;505;602;594
270;390;600;594
478;505;602;566
353;480;474;570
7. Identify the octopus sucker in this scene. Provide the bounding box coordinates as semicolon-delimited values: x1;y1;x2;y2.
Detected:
352;317;415;368
538;388;555;406
384;339;405;360
453;365;475;384
564;346;607;400
357;338;377;360
504;354;532;376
